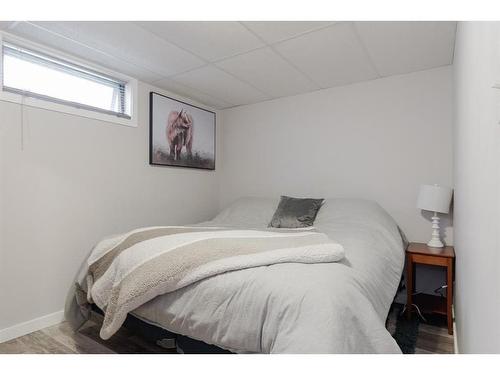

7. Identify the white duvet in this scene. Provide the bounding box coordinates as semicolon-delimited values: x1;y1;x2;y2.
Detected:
130;198;405;354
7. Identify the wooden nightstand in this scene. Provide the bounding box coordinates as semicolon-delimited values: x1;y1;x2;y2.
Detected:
406;242;455;335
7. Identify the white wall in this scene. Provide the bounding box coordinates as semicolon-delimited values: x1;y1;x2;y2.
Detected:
220;66;453;244
0;62;456;341
453;22;500;353
0;82;221;332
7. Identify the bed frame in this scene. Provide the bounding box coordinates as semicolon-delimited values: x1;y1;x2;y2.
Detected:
91;305;231;354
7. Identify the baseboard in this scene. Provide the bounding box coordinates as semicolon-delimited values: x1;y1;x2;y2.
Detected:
452;305;459;354
0;310;64;343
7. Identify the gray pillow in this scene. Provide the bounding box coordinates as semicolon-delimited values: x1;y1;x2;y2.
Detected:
269;196;324;228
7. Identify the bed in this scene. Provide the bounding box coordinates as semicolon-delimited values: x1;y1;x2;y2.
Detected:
67;197;405;354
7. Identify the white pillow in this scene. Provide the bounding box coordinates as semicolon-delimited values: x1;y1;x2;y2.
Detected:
210;197;279;228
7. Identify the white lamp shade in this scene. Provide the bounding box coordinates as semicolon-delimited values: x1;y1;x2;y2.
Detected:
417;184;453;214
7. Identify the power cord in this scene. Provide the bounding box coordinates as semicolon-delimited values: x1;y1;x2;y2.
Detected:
400;297;428;323
434;285;447;298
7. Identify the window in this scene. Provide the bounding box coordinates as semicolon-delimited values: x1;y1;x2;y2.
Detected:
1;42;131;119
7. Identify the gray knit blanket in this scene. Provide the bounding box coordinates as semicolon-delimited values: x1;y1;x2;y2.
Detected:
67;226;345;339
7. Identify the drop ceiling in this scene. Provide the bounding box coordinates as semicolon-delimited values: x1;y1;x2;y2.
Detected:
0;21;456;109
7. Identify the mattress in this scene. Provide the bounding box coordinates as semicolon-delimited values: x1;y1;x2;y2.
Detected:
131;197;405;353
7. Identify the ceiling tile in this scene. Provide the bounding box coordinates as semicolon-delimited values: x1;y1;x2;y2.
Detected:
4;22;162;83
274;22;379;88
1;21;456;108
242;21;334;44
171;66;270;106
32;21;205;77
136;21;264;62
216;47;318;98
154;78;232;109
354;21;456;76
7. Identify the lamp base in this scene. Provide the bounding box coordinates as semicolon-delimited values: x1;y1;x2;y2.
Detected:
427;213;444;248
427;238;444;248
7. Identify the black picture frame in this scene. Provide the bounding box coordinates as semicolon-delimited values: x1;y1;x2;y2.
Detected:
149;92;216;170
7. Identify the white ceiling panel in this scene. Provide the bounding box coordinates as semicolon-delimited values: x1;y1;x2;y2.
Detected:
274;23;379;88
171;66;270;106
216;47;318;98
242;21;334;44
0;21;456;109
3;22;163;83
154;78;231;109
354;21;456;76
136;21;264;62
32;21;205;77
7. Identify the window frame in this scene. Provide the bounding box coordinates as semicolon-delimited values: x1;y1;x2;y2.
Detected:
0;32;138;127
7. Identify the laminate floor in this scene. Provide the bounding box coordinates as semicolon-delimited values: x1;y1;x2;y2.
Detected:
0;312;454;354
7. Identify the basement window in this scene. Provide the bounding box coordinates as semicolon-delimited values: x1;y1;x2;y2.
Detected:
1;40;135;123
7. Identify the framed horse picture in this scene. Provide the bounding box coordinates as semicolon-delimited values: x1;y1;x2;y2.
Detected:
149;92;216;170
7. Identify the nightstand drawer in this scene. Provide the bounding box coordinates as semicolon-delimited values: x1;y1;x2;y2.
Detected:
410;253;449;266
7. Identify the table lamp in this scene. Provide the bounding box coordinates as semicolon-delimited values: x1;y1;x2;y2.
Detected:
417;184;453;248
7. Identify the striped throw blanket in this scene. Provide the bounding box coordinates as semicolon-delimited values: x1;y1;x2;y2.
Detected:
82;226;345;339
